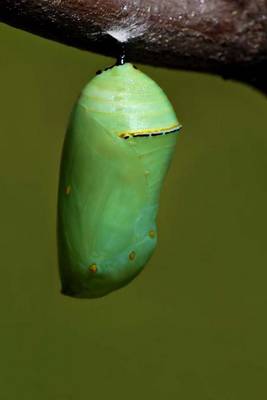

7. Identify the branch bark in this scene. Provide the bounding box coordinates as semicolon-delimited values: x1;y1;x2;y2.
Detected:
1;0;267;93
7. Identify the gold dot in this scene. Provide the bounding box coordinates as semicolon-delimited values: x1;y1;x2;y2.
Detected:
149;230;155;238
65;185;71;195
129;251;136;261
89;263;97;273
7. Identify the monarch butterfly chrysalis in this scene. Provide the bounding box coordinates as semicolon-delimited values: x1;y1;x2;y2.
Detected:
57;62;182;298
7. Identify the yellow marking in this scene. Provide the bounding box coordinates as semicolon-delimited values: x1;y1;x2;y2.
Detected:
149;230;156;238
118;124;181;138
89;264;97;273
120;133;130;139
65;185;71;195
129;251;136;261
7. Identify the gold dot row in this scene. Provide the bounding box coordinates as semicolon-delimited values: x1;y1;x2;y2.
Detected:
88;230;156;274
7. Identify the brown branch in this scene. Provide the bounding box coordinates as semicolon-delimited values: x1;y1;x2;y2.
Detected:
1;0;267;93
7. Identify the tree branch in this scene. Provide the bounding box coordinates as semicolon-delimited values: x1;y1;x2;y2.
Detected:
1;0;267;93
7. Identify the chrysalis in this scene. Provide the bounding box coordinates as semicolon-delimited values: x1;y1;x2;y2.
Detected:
57;62;181;298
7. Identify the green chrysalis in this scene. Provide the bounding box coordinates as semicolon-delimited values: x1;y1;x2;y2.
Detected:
57;63;181;298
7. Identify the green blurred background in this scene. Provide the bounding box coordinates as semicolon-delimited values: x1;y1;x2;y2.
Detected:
1;22;267;400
